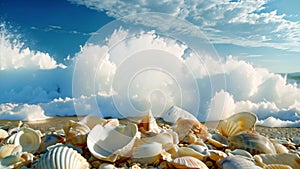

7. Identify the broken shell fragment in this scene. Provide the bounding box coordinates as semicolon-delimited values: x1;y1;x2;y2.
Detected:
64;120;90;147
137;111;161;134
132;142;163;164
174;117;208;141
0;144;22;158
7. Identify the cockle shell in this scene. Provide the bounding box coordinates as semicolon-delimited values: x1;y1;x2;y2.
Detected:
217;156;262;169
217;112;257;137
63;120;90;147
132;142;163;164
0;129;8;141
0;144;22;158
37;146;90;169
37;134;65;153
4;128;41;153
174;117;208;141
228;133;276;155
162;105;198;124
137;111;161;134
87;123;138;162
254;153;300;169
171;156;209;169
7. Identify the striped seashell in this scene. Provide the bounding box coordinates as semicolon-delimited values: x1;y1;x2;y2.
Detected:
37;146;90;169
171;156;209;169
263;164;292;169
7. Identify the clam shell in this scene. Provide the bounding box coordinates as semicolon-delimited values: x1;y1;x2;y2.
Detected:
37;146;90;169
87;123;138;162
207;133;228;149
4;128;41;153
208;149;227;161
0;144;22;158
174;117;208;141
228;133;276;155
0;129;8;141
171;156;209;169
271;142;289;154
132;142;163;164
64;120;90;147
162;105;198;124
217;156;262;169
172;147;207;161
217;112;257;137
98;163;118;169
226;149;253;159
254;153;300;169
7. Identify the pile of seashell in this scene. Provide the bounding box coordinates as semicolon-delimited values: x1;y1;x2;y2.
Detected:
0;106;300;169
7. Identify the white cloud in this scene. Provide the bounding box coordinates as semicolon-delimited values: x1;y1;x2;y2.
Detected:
68;0;300;52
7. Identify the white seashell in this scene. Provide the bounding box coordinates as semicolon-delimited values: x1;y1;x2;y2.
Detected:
171;156;209;169
4;128;41;153
141;131;176;151
132;142;163;164
228;133;276;155
208;149;227;161
64;120;90;147
98;163;118;169
218;156;262;169
87;123;138;162
37;146;89;169
226;149;253;159
172;147;207;161
162;105;198;124
187;144;209;155
0;129;8;141
254;153;300;169
271;142;289;154
217;112;257;137
0;144;22;158
137;111;161;134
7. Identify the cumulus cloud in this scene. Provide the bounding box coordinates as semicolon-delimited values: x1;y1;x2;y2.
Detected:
68;0;300;52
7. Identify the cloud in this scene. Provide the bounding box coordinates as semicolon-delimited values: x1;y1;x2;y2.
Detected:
68;0;300;52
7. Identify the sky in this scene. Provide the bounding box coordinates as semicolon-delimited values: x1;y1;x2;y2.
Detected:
0;0;300;73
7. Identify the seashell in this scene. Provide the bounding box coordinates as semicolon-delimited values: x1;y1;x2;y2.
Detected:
226;149;253;159
4;127;41;153
208;149;227;161
141;132;175;151
132;142;163;164
254;153;300;169
207;133;228;149
162;105;198;124
98;163;118;169
0;144;22;158
228;133;276;155
37;146;90;169
172;147;207;161
263;164;293;169
0;129;8;141
63;120;90;147
292;137;300;146
174;117;208;141
79;115;112;130
37;134;65;153
171;156;209;169
185;133;197;144
217;112;257;137
137;111;161;134
217;156;262;169
187;144;209;155
87;123;138;162
0;154;22;168
271;142;289;154
270;139;295;147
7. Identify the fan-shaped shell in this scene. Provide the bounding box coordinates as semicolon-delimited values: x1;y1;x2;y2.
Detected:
132;142;163;164
171;156;209;169
174;117;208;141
0;129;8;141
217;156;262;169
254;153;300;169
87;123;138;162
0;144;22;158
228;133;276;155
4;128;41;153
37;146;89;169
217;112;257;137
64;120;90;147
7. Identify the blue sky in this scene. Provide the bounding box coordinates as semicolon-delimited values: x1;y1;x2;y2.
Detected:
1;0;299;73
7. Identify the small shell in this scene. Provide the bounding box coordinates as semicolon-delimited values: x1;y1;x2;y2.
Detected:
0;144;22;158
132;142;163;164
174;117;208;141
4;128;41;153
64;120;90;147
98;163;118;169
207;133;228;149
217;112;257;137
141;131;176;151
218;156;262;169
228;133;276;155
162;105;198;124
263;164;293;169
37;146;90;169
254;153;300;169
171;156;209;169
0;129;8;141
226;149;253;159
0;154;22;168
172;147;207;161
37;134;65;153
271;142;289;154
187;144;209;156
137;111;161;134
208;149;227;161
87;123;138;162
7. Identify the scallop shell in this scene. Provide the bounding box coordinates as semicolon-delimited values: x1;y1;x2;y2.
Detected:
4;128;41;153
87;123;138;162
174;117;208;141
171;156;209;169
0;144;22;158
0;129;8;141
37;134;65;153
162;105;198;124
132;142;163;164
228;133;276;155
217;156;262;169
254;153;300;169
217;112;257;137
137;111;161;134
63;120;90;147
37;146;90;169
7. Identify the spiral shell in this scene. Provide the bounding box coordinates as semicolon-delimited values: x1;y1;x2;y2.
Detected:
217;112;257;137
37;146;90;169
228;133;276;155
